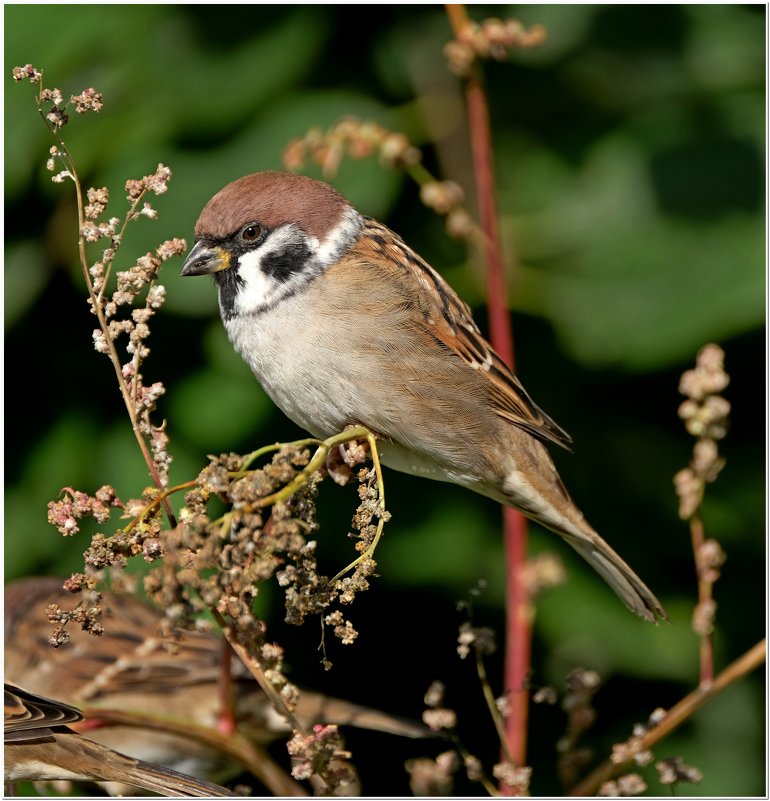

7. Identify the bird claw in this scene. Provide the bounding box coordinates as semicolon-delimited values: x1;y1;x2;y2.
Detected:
325;436;370;485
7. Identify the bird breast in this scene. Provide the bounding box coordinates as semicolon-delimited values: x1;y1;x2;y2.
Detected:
222;265;502;496
224;289;365;439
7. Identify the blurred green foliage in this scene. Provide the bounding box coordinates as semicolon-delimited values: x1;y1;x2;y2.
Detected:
5;5;765;796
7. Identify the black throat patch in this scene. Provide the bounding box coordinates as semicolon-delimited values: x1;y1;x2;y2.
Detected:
215;268;245;321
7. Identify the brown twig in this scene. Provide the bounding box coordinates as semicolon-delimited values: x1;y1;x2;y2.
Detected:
445;3;531;782
569;639;766;796
689;515;714;685
211;610;307;737
29;79;178;528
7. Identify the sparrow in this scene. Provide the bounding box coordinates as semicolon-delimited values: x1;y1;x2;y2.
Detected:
180;172;667;623
4;682;234;796
5;577;429;792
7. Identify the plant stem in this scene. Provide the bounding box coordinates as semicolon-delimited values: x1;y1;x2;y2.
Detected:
445;3;531;783
217;638;236;735
569;639;766;796
120;480;196;534
689;513;714;686
79;705;307;796
212;610;335;795
476;650;512;763
38;99;177;526
211;609;306;735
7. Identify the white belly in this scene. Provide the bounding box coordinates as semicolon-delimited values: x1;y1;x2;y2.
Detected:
225;300;363;439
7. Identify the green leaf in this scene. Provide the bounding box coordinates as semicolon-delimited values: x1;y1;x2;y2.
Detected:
168;367;273;450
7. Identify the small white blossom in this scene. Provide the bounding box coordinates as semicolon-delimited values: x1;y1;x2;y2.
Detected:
147;285;166;309
92;330;109;354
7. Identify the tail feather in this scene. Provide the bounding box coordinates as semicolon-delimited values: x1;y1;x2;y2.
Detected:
296;691;430;739
561;527;668;623
107;754;236;797
500;439;667;623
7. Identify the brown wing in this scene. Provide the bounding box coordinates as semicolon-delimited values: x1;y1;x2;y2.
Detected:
356;218;572;450
4;683;83;740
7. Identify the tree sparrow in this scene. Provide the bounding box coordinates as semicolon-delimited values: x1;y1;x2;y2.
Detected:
180;171;665;623
4;682;233;796
5;578;428;792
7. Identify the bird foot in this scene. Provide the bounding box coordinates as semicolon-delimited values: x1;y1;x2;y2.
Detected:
325;430;371;485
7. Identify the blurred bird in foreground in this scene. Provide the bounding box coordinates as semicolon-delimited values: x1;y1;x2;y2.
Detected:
5;577;429;794
4;682;234;796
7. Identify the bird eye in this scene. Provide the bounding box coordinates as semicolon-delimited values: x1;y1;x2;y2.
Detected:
241;224;261;242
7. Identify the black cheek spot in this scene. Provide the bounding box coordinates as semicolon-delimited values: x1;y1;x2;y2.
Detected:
261;241;312;283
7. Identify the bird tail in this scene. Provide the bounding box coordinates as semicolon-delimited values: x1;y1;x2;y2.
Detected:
500;442;667;623
556;520;668;623
296;691;430;739
239;686;430;741
108;754;235;798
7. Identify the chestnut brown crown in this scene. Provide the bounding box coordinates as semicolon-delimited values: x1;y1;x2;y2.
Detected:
194;172;350;242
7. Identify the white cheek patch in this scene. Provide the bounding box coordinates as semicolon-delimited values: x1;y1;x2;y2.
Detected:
233;248;276;314
315;207;364;266
233;225;313;315
229;211;363;316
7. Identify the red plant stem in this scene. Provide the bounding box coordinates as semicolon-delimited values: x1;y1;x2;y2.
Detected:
464;81;515;368
446;3;532;781
690;514;714;686
502;508;531;770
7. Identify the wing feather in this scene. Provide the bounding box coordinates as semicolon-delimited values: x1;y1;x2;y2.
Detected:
356;219;573;450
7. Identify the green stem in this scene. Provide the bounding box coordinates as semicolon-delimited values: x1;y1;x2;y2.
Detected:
243;426;373;511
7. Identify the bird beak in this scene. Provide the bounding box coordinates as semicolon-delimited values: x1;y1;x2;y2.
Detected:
180;240;231;277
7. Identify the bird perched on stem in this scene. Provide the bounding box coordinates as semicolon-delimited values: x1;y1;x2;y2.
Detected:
181;171;666;622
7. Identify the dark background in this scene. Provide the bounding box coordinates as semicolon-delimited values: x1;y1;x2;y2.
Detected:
5;5;765;796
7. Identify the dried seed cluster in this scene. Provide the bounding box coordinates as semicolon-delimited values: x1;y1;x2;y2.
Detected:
656;755;703;787
46;444;385;661
610;707;666;771
283;117;480;242
445;18;547;76
674;344;731;519
598;773;648;797
557;668;602;788
457;621;496;659
19;65;388;793
287;723;358;791
673;344;730;640
406;751;460;796
284;117;420;177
